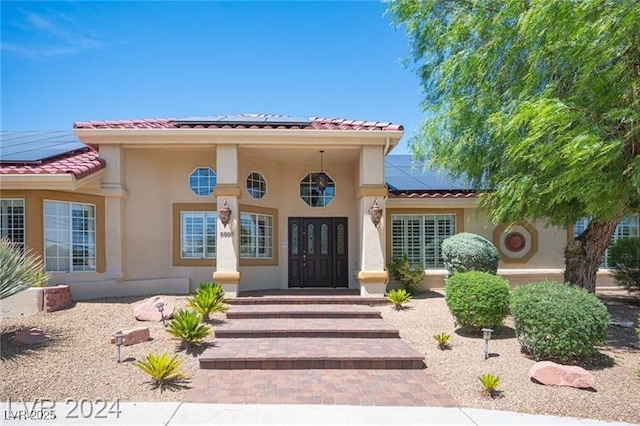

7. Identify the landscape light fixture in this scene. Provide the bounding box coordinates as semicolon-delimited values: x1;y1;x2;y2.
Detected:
314;150;329;193
369;198;383;227
112;331;125;363
482;328;493;359
154;301;166;326
219;199;232;228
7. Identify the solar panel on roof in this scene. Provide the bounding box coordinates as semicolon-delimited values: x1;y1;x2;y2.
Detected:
384;155;470;190
0;131;86;163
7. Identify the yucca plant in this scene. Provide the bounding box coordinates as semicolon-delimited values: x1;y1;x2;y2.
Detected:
186;282;227;321
433;332;451;350
166;309;211;346
0;237;48;299
134;352;186;391
478;373;502;398
386;288;412;309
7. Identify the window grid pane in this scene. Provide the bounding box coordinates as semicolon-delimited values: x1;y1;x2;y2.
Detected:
246;172;267;199
0;199;25;251
391;214;457;270
189;168;217;196
240;212;273;259
44;201;95;272
181;211;216;258
299;172;335;207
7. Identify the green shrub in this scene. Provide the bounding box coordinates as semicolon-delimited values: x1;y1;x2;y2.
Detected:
441;232;500;276
187;282;228;321
445;271;510;330
433;332;451;350
511;281;610;362
608;237;640;296
386;288;412;309
166;309;211;346
478;373;501;397
134;353;186;391
387;254;424;294
0;237;49;299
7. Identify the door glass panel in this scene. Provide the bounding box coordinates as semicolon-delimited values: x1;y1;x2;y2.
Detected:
337;223;345;255
321;224;328;255
307;224;315;255
291;224;299;255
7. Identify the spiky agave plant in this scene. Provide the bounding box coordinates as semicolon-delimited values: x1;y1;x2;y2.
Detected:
386;288;412;309
478;373;502;397
0;237;48;299
134;353;186;391
186;282;228;321
433;332;452;350
166;309;211;346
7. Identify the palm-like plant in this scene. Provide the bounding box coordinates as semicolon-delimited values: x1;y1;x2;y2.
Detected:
166;309;211;346
386;288;412;310
0;237;48;300
134;353;186;391
478;373;502;397
433;332;452;350
186;282;227;321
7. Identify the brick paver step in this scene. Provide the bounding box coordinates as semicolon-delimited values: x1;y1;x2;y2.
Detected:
199;337;425;370
215;318;399;338
228;296;388;306
226;304;382;319
184;369;457;407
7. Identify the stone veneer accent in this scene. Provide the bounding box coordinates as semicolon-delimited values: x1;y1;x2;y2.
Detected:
42;285;72;313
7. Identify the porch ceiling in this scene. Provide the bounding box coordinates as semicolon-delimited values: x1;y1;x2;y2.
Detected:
239;146;361;164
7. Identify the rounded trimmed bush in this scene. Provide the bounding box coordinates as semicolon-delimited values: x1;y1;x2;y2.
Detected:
511;281;610;362
445;271;510;330
441;232;500;276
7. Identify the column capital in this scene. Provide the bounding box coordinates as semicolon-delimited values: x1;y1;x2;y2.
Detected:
213;184;242;198
357;185;388;199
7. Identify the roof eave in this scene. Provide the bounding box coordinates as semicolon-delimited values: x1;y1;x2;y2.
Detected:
0;169;105;191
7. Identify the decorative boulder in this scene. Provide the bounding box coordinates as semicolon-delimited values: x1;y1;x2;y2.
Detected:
528;361;596;389
109;327;150;346
133;296;175;321
12;327;50;346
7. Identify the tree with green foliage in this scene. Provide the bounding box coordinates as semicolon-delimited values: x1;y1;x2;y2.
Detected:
387;0;640;292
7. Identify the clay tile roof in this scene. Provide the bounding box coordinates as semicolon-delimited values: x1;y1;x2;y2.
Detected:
388;189;476;199
0;148;106;179
73;114;403;132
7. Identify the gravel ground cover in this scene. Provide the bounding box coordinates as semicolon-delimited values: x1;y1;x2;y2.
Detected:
1;290;639;423
381;290;640;424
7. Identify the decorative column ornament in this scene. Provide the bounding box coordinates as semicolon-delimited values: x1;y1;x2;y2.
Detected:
314;150;329;193
369;198;383;227
219;199;232;228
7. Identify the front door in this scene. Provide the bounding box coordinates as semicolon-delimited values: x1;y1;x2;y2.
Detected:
288;217;348;288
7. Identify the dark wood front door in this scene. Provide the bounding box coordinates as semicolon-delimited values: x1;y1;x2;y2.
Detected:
288;217;348;288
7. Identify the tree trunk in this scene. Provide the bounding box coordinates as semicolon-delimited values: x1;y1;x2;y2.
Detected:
564;215;624;293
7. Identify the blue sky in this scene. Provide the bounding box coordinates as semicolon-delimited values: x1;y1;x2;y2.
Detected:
1;1;423;154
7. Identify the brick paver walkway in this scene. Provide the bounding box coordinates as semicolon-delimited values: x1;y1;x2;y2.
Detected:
184;295;458;407
186;370;457;407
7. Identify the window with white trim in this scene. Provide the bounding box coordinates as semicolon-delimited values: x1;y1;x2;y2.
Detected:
574;216;639;267
240;212;273;259
189;167;217;196
0;198;25;251
44;201;96;272
181;211;216;258
391;214;457;269
246;171;267;199
299;172;335;207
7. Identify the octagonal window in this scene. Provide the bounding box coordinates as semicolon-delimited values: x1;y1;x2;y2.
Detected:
246;171;267;199
189;167;217;196
299;172;335;208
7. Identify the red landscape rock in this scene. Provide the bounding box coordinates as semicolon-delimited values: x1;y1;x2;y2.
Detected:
133;296;174;321
12;327;50;346
109;326;150;346
528;361;596;389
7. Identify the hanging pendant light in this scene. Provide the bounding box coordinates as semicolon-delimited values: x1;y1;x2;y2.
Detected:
315;150;329;193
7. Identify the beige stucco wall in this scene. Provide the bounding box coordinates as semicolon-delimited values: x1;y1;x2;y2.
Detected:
121;147;363;292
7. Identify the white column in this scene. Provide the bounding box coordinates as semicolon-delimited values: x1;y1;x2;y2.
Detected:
99;145;129;281
213;145;241;297
357;146;388;296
